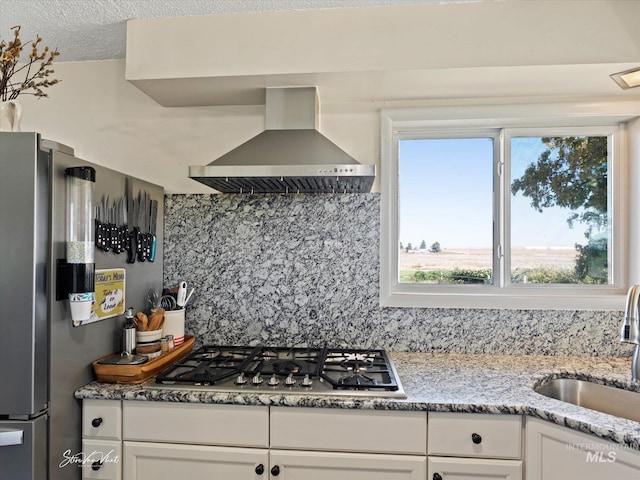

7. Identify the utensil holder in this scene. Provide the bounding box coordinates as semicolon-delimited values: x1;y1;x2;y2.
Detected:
163;309;185;346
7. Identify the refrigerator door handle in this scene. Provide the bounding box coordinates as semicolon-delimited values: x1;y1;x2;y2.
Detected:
0;428;24;446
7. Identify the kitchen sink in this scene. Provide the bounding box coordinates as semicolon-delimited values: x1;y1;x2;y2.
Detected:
534;378;640;423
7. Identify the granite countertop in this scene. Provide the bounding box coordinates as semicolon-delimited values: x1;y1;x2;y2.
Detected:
75;352;640;450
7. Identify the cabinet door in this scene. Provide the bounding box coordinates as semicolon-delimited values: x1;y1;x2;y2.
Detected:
429;456;522;480
123;441;268;480
82;439;122;480
269;449;426;480
526;418;640;480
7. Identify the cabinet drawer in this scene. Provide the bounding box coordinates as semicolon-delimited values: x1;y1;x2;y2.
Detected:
123;441;268;479
428;413;522;459
271;407;427;454
271;449;427;480
123;401;269;447
82;439;121;480
83;400;122;440
429;456;522;480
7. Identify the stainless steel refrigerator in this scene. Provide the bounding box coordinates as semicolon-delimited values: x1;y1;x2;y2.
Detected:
0;132;163;479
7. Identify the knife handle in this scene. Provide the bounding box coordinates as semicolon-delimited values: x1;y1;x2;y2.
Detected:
95;219;103;250
126;228;137;263
120;226;127;254
113;226;120;254
149;235;156;262
136;228;146;262
104;223;112;252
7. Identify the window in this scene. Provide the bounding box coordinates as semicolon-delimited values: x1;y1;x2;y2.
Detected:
381;103;638;309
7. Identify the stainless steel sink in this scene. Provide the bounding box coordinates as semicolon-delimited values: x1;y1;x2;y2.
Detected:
534;378;640;423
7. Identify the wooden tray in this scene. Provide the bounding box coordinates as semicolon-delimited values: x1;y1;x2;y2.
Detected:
92;335;195;384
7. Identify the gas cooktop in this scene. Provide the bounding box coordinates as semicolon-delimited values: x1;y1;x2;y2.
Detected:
148;346;406;399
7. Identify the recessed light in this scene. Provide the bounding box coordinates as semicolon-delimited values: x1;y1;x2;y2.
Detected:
610;67;640;90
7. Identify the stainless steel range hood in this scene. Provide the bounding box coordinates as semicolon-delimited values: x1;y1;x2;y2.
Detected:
189;87;375;193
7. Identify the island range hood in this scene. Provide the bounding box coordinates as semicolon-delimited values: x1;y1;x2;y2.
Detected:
189;87;375;194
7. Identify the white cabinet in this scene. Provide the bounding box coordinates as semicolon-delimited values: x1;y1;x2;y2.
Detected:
269;407;427;478
121;401;269;480
270;449;426;480
83;399;640;480
123;442;268;479
123;401;268;447
428;413;523;480
270;406;427;454
526;417;640;480
428;456;522;480
82;400;123;480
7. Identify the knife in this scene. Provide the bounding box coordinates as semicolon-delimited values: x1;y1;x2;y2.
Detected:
95;201;103;251
113;198;120;254
119;197;127;254
113;198;122;254
103;195;111;252
136;192;146;262
108;196;117;253
126;178;136;263
149;199;157;262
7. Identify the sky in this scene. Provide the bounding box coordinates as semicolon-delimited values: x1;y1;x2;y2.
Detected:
398;136;604;250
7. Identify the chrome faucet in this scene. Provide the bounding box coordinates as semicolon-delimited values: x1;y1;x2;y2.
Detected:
620;285;640;382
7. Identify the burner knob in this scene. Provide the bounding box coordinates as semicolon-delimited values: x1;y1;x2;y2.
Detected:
301;374;313;387
252;373;263;385
236;373;247;385
285;373;296;386
268;374;280;386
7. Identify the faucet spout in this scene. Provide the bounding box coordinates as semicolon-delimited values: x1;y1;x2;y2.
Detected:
621;285;640;344
620;285;640;382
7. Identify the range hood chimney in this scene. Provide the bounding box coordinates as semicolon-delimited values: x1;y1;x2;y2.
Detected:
189;87;375;193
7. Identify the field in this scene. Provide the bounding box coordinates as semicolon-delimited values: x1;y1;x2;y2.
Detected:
400;247;577;271
399;247;581;283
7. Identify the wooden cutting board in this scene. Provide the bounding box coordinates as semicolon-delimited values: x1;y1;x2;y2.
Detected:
92;335;195;384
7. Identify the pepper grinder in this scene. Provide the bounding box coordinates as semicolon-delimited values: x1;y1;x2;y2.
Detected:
122;307;137;356
97;307;147;365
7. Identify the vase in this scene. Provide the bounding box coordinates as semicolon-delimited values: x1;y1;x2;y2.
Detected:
0;100;23;132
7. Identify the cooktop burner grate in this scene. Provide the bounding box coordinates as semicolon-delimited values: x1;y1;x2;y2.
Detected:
152;345;406;398
320;349;400;391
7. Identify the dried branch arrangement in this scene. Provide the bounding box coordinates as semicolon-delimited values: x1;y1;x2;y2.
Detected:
0;26;60;101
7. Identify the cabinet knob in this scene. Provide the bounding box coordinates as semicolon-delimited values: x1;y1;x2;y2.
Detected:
91;460;102;471
255;464;264;475
271;465;280;476
91;417;103;428
472;433;482;444
433;474;442;480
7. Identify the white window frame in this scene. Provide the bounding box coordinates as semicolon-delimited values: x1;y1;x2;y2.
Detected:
380;102;640;310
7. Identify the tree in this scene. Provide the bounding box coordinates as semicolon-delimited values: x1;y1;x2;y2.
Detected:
574;235;608;283
419;240;426;250
511;136;608;283
511;136;607;231
405;242;413;253
399;242;404;250
430;241;441;253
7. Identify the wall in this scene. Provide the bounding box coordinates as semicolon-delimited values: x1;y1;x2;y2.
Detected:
164;193;632;357
17;60;638;357
16;60;374;194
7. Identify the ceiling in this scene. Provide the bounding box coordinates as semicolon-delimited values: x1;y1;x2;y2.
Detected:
1;0;638;106
0;0;485;62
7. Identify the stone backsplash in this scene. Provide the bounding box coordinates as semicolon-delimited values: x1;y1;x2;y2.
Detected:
164;193;631;357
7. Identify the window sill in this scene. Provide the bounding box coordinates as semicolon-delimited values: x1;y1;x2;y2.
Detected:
380;288;627;310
